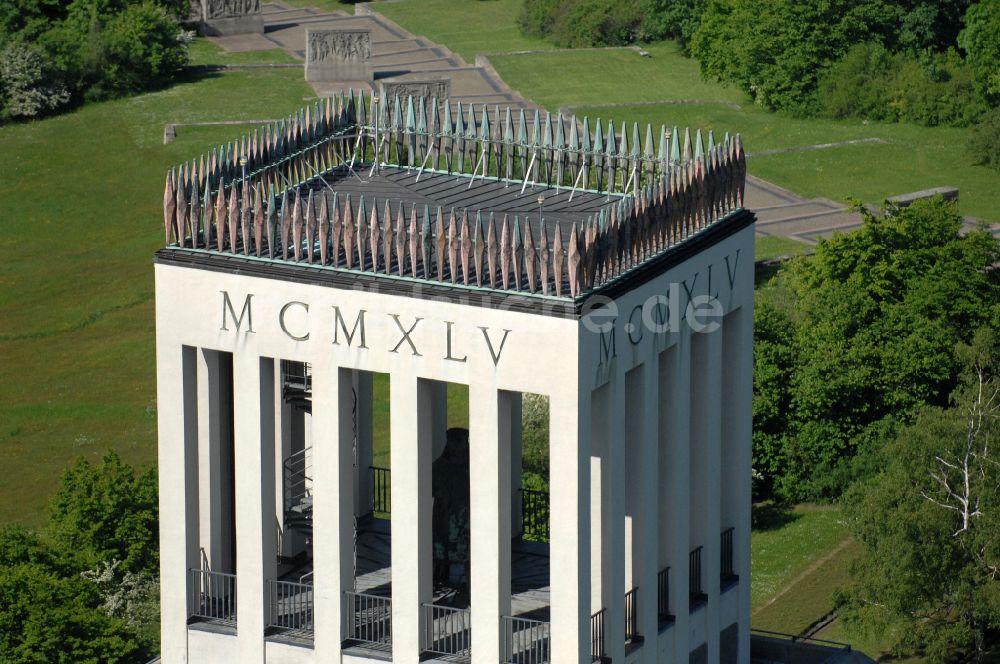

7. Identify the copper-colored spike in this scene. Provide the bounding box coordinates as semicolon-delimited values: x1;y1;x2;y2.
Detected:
214;184;226;251
539;221;550;295
175;180;188;248
292;190;303;261
369;200;381;273
395;202;407;277
280;194;291;259
408;204;419;278
305;191;316;263
523;218;537;293
240;184;251;255
332;195;343;267
500;215;511;290
447;210;458;283
473;215;485;286
552;222;564;297
343;197;355;268
189;178;201;249
253;187;265;257
357;199;369;271
319;194;329;265
460;210;472;286
435;207;446;281
163;172;176;244
384;200;394;276
486;215;498;288
227;187;240;253
568;222;581;296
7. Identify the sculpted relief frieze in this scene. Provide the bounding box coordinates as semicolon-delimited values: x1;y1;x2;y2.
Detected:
205;0;260;19
307;30;372;64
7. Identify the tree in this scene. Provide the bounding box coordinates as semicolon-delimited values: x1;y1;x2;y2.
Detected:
752;198;1000;500
839;330;1000;661
0;42;70;119
959;0;1000;105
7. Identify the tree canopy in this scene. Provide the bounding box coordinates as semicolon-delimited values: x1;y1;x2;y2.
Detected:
753;198;1000;501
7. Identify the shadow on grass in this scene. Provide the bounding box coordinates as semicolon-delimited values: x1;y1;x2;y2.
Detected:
752;503;799;532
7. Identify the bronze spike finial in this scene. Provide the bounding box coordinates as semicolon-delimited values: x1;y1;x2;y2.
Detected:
318;193;329;265
292;189;303;261
227;186;240;254
500;214;511;290
523;217;537;293
163;171;176;245
552;221;564;297
460;209;472;286
435;207;446;281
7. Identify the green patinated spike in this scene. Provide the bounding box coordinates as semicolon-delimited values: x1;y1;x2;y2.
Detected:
605;121;616;157
517;109;528;145
466;102;477;140
442;100;453;135
683;127;692;161
632;122;641;158
379;91;390;129
531;109;541;147
695;129;704;159
405;95;416;130
347;88;357;124
392;94;403;131
418;97;428;134
455;102;466;171
357;92;367;127
658;125;668;162
556;114;566;148
543;112;553;148
724;131;731;146
405;96;417;167
618;122;628;158
581;117;591;151
644;124;655;160
708;130;716;152
479;105;490;141
504;107;513;143
593;119;603;153
569;116;579;150
671;126;680;163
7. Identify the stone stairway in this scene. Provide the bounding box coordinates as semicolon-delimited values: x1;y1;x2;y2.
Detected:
208;1;535;112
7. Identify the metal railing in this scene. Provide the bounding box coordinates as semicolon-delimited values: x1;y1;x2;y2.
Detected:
280;360;312;391
657;567;673;622
502;615;551;664
624;587;640;642
370;465;391;515
188;568;237;626
690;546;705;601
590;608;606;662
267;579;314;637
422;603;471;659
345;591;392;648
721;527;736;582
520;488;550;542
283;447;312;515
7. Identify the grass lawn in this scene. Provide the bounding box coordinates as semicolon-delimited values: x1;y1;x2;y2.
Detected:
186;39;299;66
370;0;554;63
279;0;355;14
750;504;850;611
754;236;813;262
0;46;314;525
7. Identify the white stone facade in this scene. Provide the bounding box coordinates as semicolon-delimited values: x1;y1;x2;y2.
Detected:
155;217;754;664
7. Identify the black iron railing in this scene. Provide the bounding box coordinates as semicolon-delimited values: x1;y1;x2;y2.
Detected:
690;546;705;603
721;527;736;583
624;587;640;642
520;488;550;542
590;608;606;662
502;615;551;664
657;567;673;623
422;603;471;660
370;466;391;516
188;568;237;626
267;579;314;637
280;360;312;392
345;591;392;648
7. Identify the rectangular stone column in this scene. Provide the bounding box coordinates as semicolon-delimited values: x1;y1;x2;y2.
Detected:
549;388;589;664
469;385;513;663
391;375;433;664
606;376;627;664
157;345;200;664
509;393;524;538
632;361;660;662
197;350;235;572
233;356;277;664
313;365;355;660
661;342;691;664
689;328;723;662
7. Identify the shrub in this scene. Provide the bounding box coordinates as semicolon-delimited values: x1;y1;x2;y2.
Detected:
517;0;642;47
958;0;1000;105
99;2;188;97
968;107;1000;170
0;41;71;119
818;42;899;121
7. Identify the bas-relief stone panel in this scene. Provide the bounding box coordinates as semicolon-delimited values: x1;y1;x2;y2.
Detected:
305;29;373;83
379;79;451;106
200;0;263;35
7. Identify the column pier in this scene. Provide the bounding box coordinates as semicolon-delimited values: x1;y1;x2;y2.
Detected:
469;385;512;663
233;356;277;664
391;376;433;664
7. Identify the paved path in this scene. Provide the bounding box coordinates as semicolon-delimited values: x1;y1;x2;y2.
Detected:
209;3;996;244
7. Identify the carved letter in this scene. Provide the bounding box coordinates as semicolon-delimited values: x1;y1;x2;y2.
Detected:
627;304;644;345
389;314;422;355
279;301;310;341
599;326;616;365
681;273;699;321
725;249;741;291
332;306;368;348
479;327;512;367
444;321;467;363
221;291;254;333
